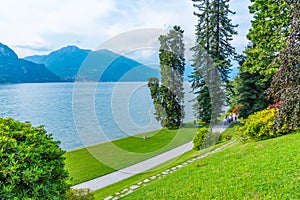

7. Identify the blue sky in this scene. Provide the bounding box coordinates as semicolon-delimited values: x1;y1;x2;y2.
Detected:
0;0;252;58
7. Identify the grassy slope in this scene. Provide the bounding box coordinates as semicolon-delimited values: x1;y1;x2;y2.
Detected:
124;132;300;199
92;123;238;199
65;122;199;185
92;144;226;199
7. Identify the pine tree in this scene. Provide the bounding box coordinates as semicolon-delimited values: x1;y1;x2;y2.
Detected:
148;26;185;129
190;0;237;123
237;71;271;118
267;0;300;131
228;57;271;118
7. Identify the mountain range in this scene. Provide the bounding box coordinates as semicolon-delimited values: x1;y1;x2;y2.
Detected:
0;43;61;83
0;43;238;84
25;46;91;80
25;46;160;82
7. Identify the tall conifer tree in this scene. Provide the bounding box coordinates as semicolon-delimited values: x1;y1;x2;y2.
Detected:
148;26;185;129
190;0;237;123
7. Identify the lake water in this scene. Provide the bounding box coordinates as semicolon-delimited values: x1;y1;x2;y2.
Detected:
0;82;195;150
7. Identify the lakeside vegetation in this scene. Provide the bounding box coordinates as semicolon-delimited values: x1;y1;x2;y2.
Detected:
65;122;200;185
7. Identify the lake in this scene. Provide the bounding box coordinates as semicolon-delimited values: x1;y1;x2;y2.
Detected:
0;82;195;150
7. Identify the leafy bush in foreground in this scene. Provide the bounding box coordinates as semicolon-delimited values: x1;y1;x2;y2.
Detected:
238;108;285;140
0;118;69;199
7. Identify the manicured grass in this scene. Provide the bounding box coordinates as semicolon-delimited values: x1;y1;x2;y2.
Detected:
65;122;199;185
218;122;242;143
124;132;300;199
64;148;114;185
92;142;228;200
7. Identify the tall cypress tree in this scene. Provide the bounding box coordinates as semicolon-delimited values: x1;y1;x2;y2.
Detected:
190;0;237;123
148;26;185;129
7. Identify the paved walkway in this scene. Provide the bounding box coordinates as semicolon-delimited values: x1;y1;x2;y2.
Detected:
73;120;230;191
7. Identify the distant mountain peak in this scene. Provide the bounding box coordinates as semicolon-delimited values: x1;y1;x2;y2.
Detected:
58;45;80;52
25;45;92;79
0;43;61;83
0;42;18;59
25;46;159;82
51;45;90;55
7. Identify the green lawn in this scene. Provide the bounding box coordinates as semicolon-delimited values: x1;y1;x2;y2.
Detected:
92;142;228;199
218;122;242;143
65;122;199;185
123;132;300;199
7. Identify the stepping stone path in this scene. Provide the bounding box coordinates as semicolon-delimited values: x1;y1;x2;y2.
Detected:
129;185;139;190
104;140;236;200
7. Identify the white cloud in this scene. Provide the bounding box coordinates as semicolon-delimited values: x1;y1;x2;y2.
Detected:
230;0;253;53
0;0;117;57
0;0;252;57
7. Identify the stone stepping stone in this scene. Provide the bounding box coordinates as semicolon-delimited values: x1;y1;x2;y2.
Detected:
130;185;140;190
121;188;129;193
143;179;150;183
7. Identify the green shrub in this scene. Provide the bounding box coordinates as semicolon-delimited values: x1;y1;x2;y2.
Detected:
193;127;208;150
218;123;242;143
67;188;94;200
218;130;234;143
0;118;69;199
238;108;284;140
202;131;220;148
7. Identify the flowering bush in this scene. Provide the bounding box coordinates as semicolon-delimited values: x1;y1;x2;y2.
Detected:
238;108;285;140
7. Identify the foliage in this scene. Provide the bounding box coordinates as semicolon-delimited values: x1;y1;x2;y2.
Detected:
267;1;300;132
192;86;211;123
148;26;185;129
227;55;270;118
226;71;240;108
0;118;69;199
238;108;286;140
190;0;237;123
193;127;208;150
230;0;292;122
236;71;271;118
231;104;242;115
148;78;182;129
67;188;94;200
242;0;291;79
124;132;300;199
